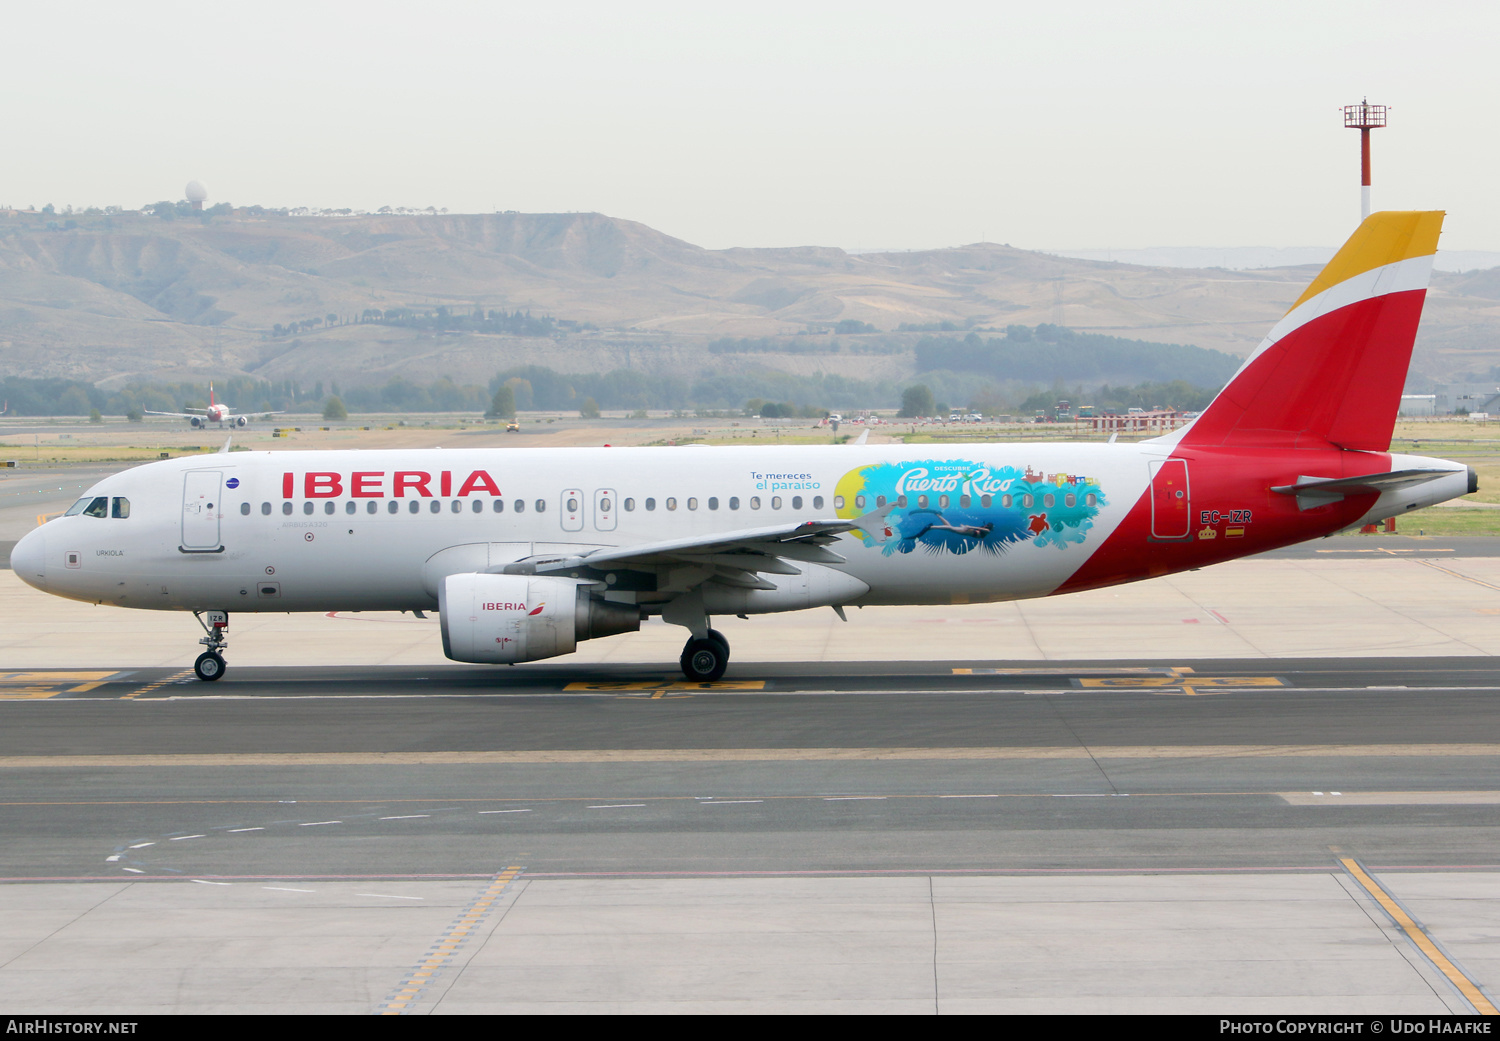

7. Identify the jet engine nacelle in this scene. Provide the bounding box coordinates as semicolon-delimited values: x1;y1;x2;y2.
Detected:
235;415;249;428
189;416;203;428
438;573;641;664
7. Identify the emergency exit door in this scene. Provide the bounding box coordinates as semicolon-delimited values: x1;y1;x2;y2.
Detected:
594;488;617;531
1149;459;1191;540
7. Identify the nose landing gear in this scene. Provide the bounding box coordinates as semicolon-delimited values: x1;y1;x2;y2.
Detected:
193;610;229;681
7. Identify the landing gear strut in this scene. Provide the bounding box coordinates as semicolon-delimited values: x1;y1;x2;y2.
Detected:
193;610;229;682
680;629;729;682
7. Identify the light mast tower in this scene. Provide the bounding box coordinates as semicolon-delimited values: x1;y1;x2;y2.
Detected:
1344;99;1387;222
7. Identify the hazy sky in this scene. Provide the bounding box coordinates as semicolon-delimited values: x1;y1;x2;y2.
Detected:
4;1;1496;251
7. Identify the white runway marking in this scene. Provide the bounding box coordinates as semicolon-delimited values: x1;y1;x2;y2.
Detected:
588;804;646;809
379;815;430;820
299;821;342;826
479;809;532;814
169;834;206;840
264;886;313;893
227;827;263;833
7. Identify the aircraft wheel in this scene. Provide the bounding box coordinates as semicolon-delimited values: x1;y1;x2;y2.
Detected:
680;638;728;682
706;629;730;657
194;652;227;682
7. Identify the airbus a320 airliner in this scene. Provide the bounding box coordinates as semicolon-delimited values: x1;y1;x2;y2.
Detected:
9;211;1474;682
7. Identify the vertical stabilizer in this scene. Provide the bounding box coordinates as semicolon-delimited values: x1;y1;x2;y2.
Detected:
1165;211;1443;452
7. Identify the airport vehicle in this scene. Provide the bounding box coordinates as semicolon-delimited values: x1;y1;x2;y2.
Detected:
145;383;281;429
10;212;1474;683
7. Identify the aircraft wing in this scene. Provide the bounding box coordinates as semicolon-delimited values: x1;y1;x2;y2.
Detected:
501;505;895;584
143;409;207;419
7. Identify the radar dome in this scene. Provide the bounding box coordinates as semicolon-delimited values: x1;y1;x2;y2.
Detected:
185;181;208;203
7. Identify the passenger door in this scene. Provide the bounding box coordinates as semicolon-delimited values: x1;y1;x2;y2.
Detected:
181;470;224;551
1149;459;1191;540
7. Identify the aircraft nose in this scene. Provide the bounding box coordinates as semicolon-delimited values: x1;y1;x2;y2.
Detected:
10;527;46;590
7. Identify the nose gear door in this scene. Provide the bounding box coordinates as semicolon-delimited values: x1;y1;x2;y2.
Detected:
182;470;224;551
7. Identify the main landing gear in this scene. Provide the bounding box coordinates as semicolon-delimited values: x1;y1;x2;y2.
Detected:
193;610;230;682
679;628;729;682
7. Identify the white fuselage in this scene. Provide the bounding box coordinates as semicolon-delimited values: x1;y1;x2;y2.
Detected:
10;442;1470;620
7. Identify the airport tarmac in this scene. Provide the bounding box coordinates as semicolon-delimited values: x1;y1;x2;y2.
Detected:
5;465;1500;1012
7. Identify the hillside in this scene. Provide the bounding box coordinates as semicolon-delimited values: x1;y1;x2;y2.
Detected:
0;208;1495;390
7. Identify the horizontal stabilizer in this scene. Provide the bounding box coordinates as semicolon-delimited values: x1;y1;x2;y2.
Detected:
1271;468;1460;511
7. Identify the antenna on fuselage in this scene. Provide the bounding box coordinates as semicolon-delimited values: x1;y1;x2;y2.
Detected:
219;437;232;454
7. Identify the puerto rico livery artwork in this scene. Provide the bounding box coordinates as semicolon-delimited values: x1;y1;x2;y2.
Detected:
9;211;1477;682
835;461;1106;555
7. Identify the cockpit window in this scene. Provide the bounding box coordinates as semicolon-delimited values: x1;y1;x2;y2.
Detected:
64;498;92;516
111;497;130;519
82;497;108;518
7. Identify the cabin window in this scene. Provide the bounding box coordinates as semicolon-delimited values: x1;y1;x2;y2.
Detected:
368;501;378;515
645;498;656;511
514;499;526;514
705;497;716;510
566;497;579;512
600;497;612;512
917;495;929;508
388;501;400;514
303;502;314;516
624;498;635;511
939;495;949;508
535;499;545;513
728;497;739;510
1043;494;1055;508
345;501;356;515
687;497;698;511
813;496;824;509
409;500;421;514
834;495;845;509
875;495;886;508
1085;493;1097;507
324;501;336;515
771;496;783;509
449;500;460;513
750;496;761;509
960;495;970;508
1022;494;1033;508
792;495;802;509
897;495;908;508
492;499;504;513
471;499;483;514
283;502;293;516
666;498;677;511
429;500;441;514
261;502;271;516
240;502;250;516
1065;493;1076;508
855;495;866;509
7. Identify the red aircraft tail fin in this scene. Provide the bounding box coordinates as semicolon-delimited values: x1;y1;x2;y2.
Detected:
1167;211;1443;452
